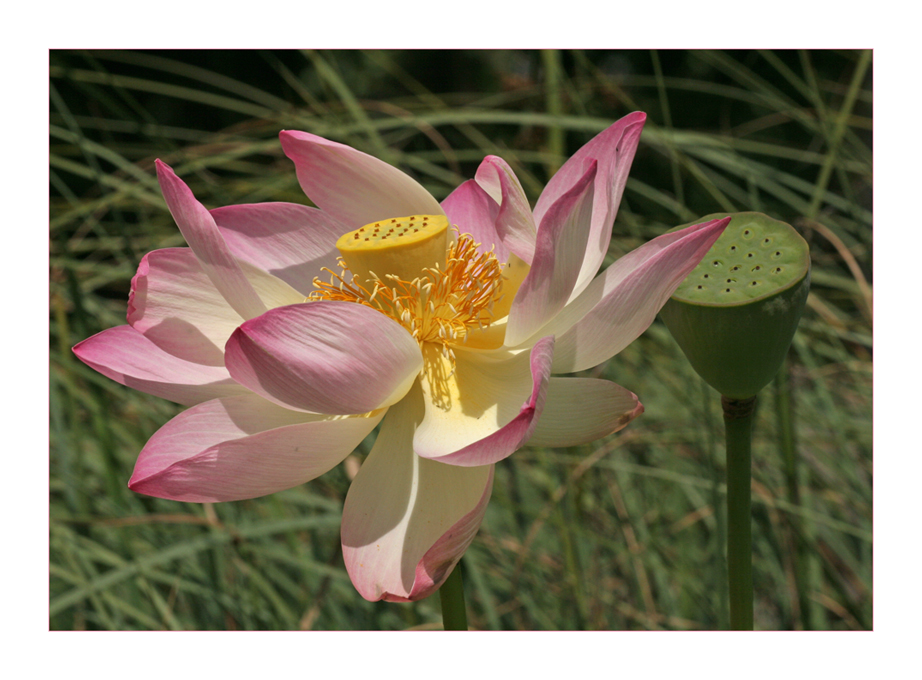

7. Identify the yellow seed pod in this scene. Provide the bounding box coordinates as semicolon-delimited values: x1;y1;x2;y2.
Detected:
336;214;449;284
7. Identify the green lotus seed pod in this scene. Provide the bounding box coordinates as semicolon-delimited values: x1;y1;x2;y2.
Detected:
660;212;810;399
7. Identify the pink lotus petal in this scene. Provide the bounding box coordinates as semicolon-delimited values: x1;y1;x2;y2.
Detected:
279;130;443;229
413;336;555;466
128;248;244;366
440;179;508;262
547;217;732;373
128;247;304;366
210;202;346;296
156;160;267;320
72;325;248;406
224;301;423;415
534;112;646;300
129;393;383;502
341;388;494;602
505;160;597;346
474;156;537;264
527;377;643;447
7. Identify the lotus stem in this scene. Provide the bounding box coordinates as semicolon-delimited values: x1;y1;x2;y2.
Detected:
723;395;755;630
439;563;469;631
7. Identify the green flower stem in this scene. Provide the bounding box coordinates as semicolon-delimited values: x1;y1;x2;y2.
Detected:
723;395;755;630
439;564;469;631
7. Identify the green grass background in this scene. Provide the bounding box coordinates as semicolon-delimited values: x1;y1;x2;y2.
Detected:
49;49;872;630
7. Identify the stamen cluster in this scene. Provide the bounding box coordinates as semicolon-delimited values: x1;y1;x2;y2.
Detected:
310;233;504;361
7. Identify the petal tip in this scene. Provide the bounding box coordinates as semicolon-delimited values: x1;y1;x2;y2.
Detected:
154;158;172;176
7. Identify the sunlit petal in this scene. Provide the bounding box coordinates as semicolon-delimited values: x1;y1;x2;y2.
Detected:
533;112;646;300
414;337;554;466
280;130;443;229
341;387;493;602
73;325;247;406
155;160;267;320
505;160;597;346
225;301;423;415
129;393;383;502
211;201;346;295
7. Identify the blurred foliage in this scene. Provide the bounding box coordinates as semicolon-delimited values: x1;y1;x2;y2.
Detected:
50;49;871;630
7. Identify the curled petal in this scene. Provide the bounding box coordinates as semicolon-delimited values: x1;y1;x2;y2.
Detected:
505;160;597;347
128;248;243;366
129;393;383;502
279;130;443;229
524;217;731;373
441;179;508;262
474;156;537;264
155;160;267;320
128;248;304;366
527;378;643;447
534;112;647;300
224;301;423;415
210;202;346;296
414;336;555;466
72;325;247;406
341;386;494;602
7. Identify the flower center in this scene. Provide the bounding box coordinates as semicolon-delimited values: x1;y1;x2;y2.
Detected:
310;215;506;360
334;214;450;284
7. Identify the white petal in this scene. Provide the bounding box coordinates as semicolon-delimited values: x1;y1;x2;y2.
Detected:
341;387;493;602
413;337;554;465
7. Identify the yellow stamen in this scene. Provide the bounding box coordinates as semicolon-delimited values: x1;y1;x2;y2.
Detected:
312;215;519;400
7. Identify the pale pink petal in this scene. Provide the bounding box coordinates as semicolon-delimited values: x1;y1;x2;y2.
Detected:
279;130;443;229
128;248;304;366
224;301;423;415
128;248;243;366
129;393;383;502
210;202;346;295
413;336;554;466
341;386;494;602
474;156;537;264
527;378;643;447
440;179;508;262
504;160;597;347
533;112;647;300
72;325;248;406
544;217;732;373
155;160;267;320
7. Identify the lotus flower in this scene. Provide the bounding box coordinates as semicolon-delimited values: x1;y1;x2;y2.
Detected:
73;111;729;602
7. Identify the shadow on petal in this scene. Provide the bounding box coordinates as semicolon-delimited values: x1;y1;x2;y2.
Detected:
341;382;493;601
